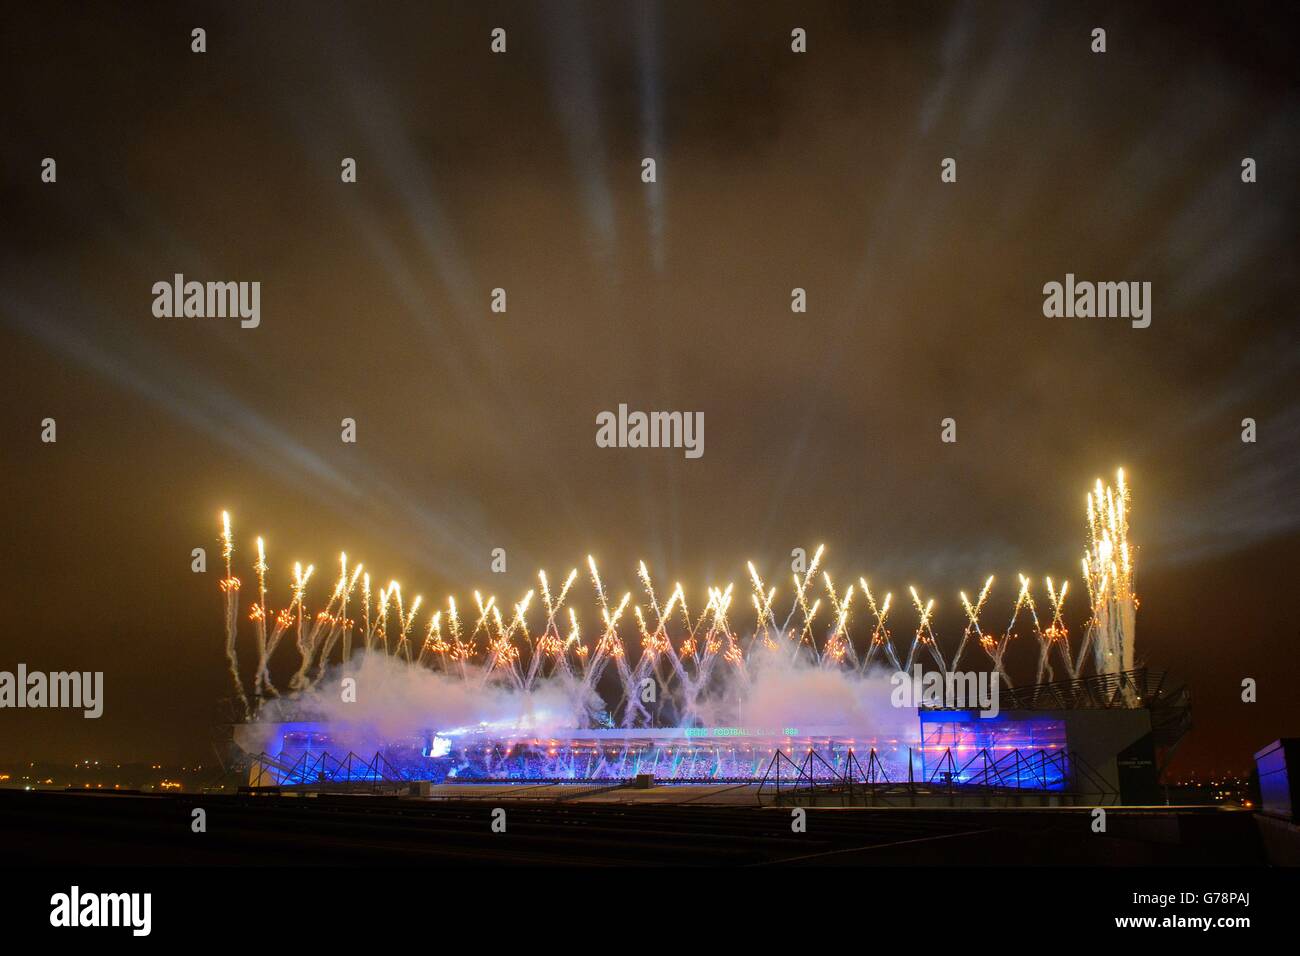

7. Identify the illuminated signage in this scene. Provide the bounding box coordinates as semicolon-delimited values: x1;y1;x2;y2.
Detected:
684;727;799;738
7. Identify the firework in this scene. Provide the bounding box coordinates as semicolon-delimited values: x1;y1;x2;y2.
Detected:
956;575;995;679
218;512;248;719
1083;468;1137;676
1045;577;1073;679
904;586;942;674
859;581;899;672
250;536;269;698
216;468;1141;724
820;573;857;668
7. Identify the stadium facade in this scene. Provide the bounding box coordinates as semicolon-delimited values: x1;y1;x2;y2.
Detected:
230;668;1186;805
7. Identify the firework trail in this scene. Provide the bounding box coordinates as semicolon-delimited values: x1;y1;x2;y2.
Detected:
313;556;363;682
417;609;445;667
526;570;575;690
389;587;421;664
780;544;824;643
329;560;364;670
580;557;611;684
250;536;270;699
746;562;779;654
288;561;329;691
820;573;857;669
650;580;693;698
217;469;1140;722
371;583;392;657
602;596;640;725
482;591;531;687
956;575;995;676
1084;468;1137;677
360;573;371;652
364;579;393;657
791;595;821;664
446;596;470;680
627;563;691;722
1015;574;1056;686
219;512;249;719
991;575;1032;689
263;561;311;690
1045;577;1073;679
384;583;406;661
674;586;722;726
903;586;943;674
580;557;636;724
696;584;745;695
858;582;900;672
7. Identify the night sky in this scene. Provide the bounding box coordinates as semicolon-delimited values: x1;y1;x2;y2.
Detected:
1;1;1297;775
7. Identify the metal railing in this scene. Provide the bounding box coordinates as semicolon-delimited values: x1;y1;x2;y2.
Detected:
756;745;1118;806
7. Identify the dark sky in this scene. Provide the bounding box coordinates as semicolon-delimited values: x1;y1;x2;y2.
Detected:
1;1;1297;775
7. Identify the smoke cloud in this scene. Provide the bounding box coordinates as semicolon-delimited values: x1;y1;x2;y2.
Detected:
245;647;920;756
255;652;601;750
694;647;919;742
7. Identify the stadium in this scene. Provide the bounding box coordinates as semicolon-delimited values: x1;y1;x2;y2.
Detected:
230;667;1188;806
220;469;1189;805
